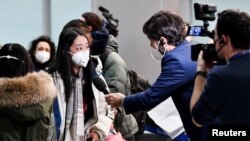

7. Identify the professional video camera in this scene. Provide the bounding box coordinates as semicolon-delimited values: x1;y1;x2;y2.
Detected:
187;3;218;62
98;6;119;37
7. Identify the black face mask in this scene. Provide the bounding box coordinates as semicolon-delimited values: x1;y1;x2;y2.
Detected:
90;30;109;55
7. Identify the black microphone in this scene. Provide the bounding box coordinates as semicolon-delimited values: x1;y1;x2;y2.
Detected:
91;61;109;94
92;76;122;113
92;76;110;95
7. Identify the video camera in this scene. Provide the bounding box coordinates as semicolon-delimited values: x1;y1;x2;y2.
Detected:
187;3;218;62
98;6;119;37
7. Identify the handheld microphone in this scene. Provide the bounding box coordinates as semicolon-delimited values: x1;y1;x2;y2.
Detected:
91;57;122;112
92;76;110;95
91;57;108;93
92;76;122;113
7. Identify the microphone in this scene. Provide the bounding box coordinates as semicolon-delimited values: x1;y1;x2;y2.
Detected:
91;56;109;93
92;76;110;95
91;57;122;112
92;76;122;113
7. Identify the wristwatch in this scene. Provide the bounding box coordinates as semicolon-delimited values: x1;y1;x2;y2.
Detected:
195;71;207;78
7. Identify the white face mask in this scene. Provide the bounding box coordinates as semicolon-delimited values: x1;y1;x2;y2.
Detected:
150;48;163;63
35;51;50;63
150;41;166;63
71;49;90;67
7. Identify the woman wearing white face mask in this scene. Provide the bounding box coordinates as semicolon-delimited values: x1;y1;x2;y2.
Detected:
28;35;56;71
49;27;114;141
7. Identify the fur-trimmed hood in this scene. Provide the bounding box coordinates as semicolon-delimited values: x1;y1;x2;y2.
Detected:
0;71;57;107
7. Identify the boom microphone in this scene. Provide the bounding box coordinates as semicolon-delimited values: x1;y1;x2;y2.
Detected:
98;6;109;13
98;6;119;37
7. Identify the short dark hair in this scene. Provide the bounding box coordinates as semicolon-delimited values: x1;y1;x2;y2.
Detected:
0;43;34;78
143;10;186;46
217;9;250;49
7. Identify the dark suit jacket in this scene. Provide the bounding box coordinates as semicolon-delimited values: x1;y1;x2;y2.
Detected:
123;40;203;141
193;52;250;125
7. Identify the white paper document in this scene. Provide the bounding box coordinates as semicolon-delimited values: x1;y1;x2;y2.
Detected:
147;97;185;139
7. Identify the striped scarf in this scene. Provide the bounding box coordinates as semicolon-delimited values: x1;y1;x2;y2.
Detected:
64;70;85;141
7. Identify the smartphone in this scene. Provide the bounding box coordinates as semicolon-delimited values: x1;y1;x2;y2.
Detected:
187;26;204;36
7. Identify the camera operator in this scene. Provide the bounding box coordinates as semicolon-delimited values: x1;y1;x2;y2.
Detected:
190;9;250;128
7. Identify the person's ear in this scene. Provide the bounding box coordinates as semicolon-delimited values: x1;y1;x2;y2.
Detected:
159;37;167;46
159;38;164;46
219;35;227;47
88;26;92;32
219;38;225;46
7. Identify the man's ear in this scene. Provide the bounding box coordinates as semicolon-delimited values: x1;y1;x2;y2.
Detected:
159;37;167;46
159;38;164;46
219;35;227;47
88;26;92;32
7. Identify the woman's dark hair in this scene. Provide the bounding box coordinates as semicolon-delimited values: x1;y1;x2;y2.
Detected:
28;35;56;70
50;28;89;101
0;43;34;78
63;19;93;46
143;10;186;46
63;19;90;34
217;9;250;49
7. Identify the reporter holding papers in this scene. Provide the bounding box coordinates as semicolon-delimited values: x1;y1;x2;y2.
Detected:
105;10;205;141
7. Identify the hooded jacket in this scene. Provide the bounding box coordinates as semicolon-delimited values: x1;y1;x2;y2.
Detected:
91;31;138;137
0;71;57;141
101;35;139;137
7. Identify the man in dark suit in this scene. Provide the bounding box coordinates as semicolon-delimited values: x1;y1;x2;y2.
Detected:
191;9;250;127
105;10;204;141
